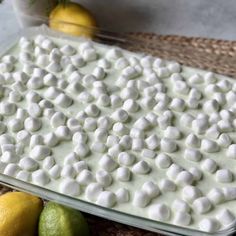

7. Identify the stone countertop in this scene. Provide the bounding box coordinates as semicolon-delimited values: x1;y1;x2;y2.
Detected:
1;0;236;41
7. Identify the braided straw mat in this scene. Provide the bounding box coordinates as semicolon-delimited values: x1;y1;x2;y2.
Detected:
1;32;236;236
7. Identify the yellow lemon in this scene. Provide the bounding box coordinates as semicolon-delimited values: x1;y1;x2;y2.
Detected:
38;202;90;236
49;2;97;38
0;191;43;236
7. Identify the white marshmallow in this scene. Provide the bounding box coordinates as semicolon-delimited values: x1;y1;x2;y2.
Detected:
173;212;191;226
97;58;111;69
216;209;235;227
55;126;71;141
207;188;225;205
106;135;119;147
97;116;113;130
66;118;82;133
173;80;189;94
27;76;44;90
60;179;81;196
213;92;226;106
142;181;160;199
120;87;139;100
218;133;232;148
223;187;236;201
28;103;42;118
99;154;118;172
29;134;44;148
132;160;150;175
157;115;171;129
49;48;61;62
30;145;51;161
44;86;61;99
159;179;176;192
182;185;202;203
16;170;31;182
199;218;219;233
96;191;116;208
172;199;190;213
164;126;181;140
97;94;110;107
96;170;112;187
193;197;212;214
184;148;202;162
130;128;145;139
91;142;107;153
3;163;19;176
83;117;97;131
218;119;234;132
24;117;42;132
116;167;131;182
166;163;183;180
110;95;123;108
32;169;50;185
141;149;156;159
85;183;103;202
60;44;76;56
0;102;16;116
42;156;55;170
61;164;76;179
74;143;89;158
134;117;150;131
116;188;130;203
19;157;38;171
54;93;73;108
122;66;139;79
118;152;135;166
155;153;172;169
73;161;88;173
16;130;30;145
111;109;128;123
192;118;208;134
201;139;219;153
44;132;59;147
206;125;220;139
160;138;177;153
133;190;150;208
185;133;200;148
131;138;145;151
1;151;18;163
170;98;185;112
201;159;218;173
108;144;123;157
83;48;97;62
175;171;194;186
148;203;171;221
226;91;236;105
227;144;236;159
26;91;41;103
119;135;132;150
9;91;22;103
41;39;55;51
7;119;23;132
113;122;129;136
189;167;202;181
85;104;100;118
76;169;94;185
145;134;160;150
215;169;233;183
189;74;203;84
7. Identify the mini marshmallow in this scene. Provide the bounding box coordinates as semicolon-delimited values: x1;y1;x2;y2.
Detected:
76;169;94;185
23;64;35;75
26;91;41;103
142;181;160;199
173;80;189;94
0;134;15;145
155;153;172;169
42;156;55;170
192;118;209;135
201;159;218;173
122;66;139;79
61;164;76;179
193;197;212;214
32;169;50;185
92;67;106;80
97;94;110;107
60;44;76;56
120;87;139;100
145;134;160;150
1;151;18;163
27;76;44;90
110;95;123;108
39;99;53;109
16;170;31;182
96;191;116;208
44;132;59;147
106;135;119;147
207;188;225;205
218;133;232;148
131;138;145;151
172;199;190;213
160;138;177;153
175;171;194;186
215;169;233;183
54;93;73;108
113;122;129;136
115;76;129;88
189;74;203;84
106;48;122;60
166;163;183;180
205;124;220;139
159;178;176;192
204;72;217;84
19;52;32;64
16;130;30;145
199;218;219;233
185;133;200;148
189;88;202;100
184;148;202;162
182;185;202;203
116;167;131;182
116;188;130;203
226;91;236;105
217;79;232;92
3;163;19;176
111;109;128;123
134;117;150;131
97;58;111;69
8;119;23;132
96;170;112;187
28;103;42;118
132;160;150;175
99;154;118;172
29;134;43;148
41;39;55;51
189;167;202;181
83;117;97;131
201;139;219;153
30;145;51;161
130;127;145;139
118;152;135;166
19;157;38;171
74;143;89;158
218;119;234;132
213;93;226;106
82;48;97;62
60;179;81;196
173;212;191;226
141;149;156;159
115;57;129;70
9;91;22;103
94;128;108;143
66;118;82;133
227;144;236;159
164;126;181;140
108;144;123;157
156;67;170;78
216;209;235;227
97;116;113;130
85;104;100;117
148;203;171;221
91;142;107;153
133;190;150;208
24;117;42;132
2;55;16;64
157;115;171;129
44;86;61;99
223;187;236;201
170;98;185;112
119;135;132;150
85;183;103;202
50;112;66;128
0;102;16;116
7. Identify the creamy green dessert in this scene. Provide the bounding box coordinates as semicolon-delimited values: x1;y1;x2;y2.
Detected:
0;34;236;233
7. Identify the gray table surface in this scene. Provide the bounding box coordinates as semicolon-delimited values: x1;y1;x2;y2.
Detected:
1;0;236;41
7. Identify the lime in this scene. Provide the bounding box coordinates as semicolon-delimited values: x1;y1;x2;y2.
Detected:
38;202;90;236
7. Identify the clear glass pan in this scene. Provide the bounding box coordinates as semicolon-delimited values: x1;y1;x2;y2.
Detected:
0;15;235;236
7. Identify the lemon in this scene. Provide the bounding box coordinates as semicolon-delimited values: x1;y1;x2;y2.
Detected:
38;202;90;236
49;2;97;38
0;191;43;236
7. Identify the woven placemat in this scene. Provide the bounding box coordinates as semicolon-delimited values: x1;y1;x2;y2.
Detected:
1;32;236;236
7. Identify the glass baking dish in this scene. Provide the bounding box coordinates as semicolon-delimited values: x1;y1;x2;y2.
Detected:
0;14;236;236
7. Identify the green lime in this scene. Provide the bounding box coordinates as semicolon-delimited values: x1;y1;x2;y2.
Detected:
38;202;90;236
